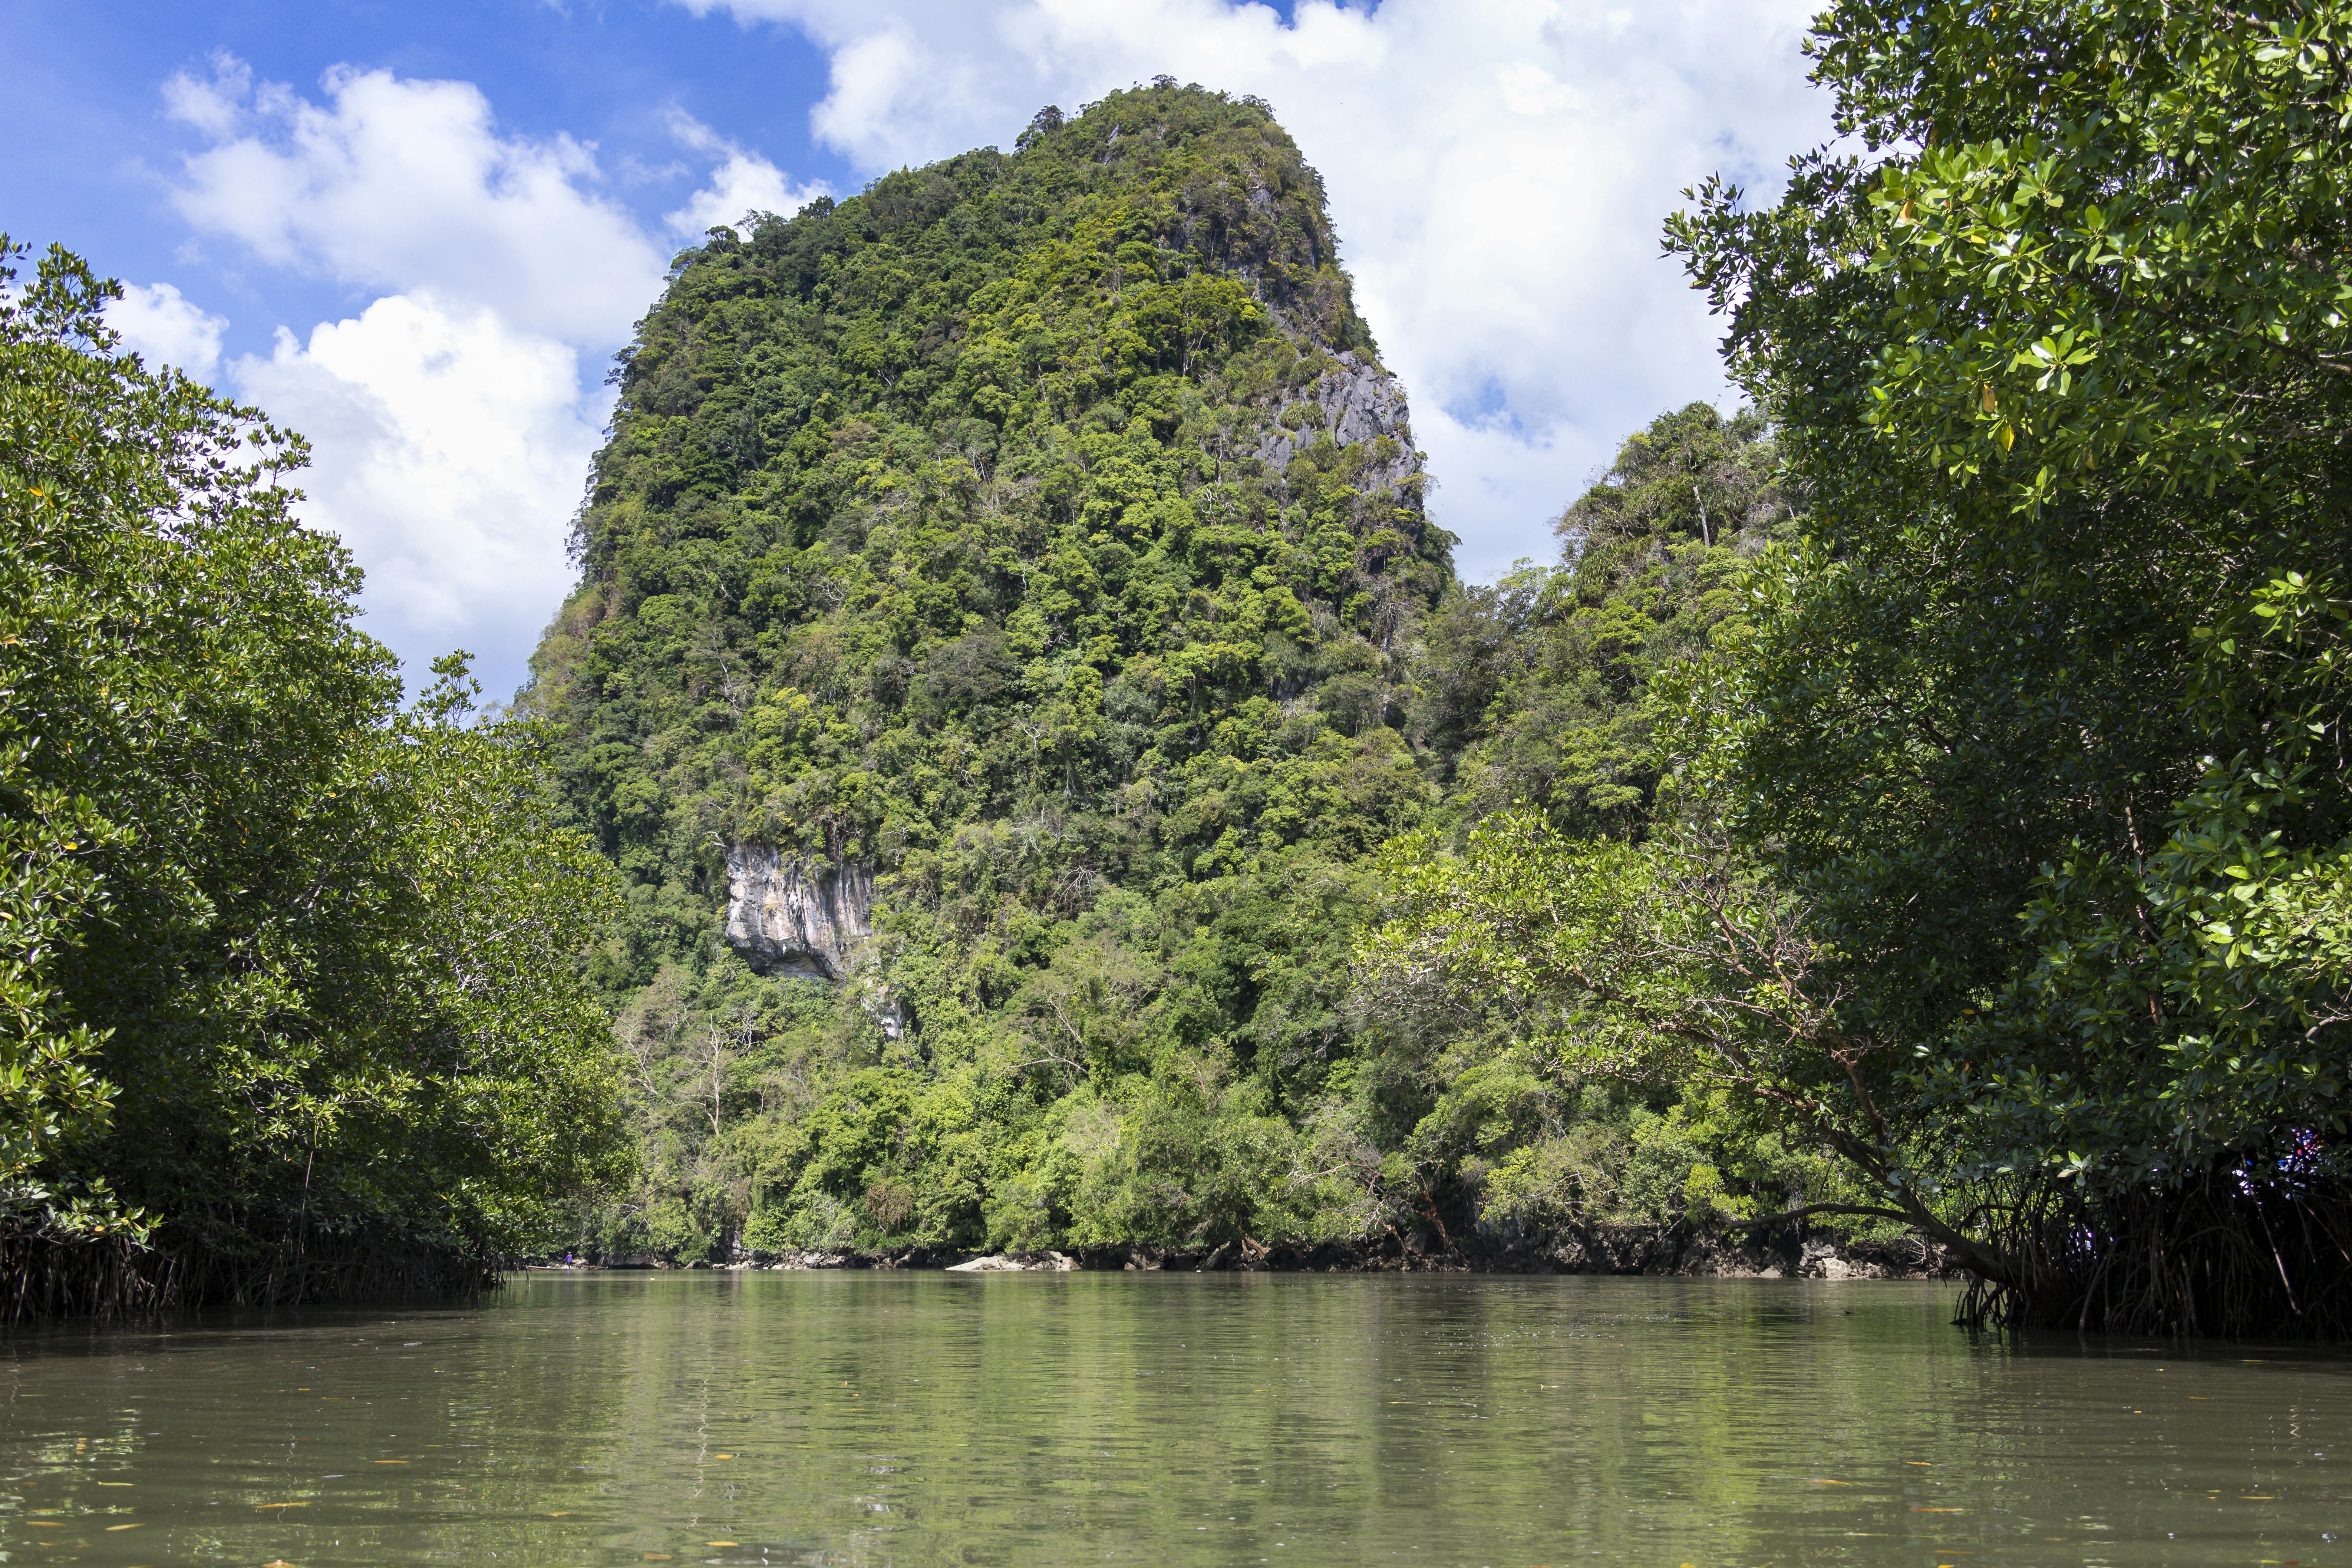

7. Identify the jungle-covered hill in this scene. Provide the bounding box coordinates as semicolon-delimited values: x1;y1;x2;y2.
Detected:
527;82;1822;1258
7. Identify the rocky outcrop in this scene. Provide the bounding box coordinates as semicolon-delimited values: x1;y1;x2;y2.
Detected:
722;845;874;979
1254;350;1419;488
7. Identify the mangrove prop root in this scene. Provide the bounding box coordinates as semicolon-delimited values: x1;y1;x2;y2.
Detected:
0;1227;498;1324
1953;1164;2352;1340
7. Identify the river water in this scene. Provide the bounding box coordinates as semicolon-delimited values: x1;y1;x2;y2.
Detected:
0;1272;2343;1567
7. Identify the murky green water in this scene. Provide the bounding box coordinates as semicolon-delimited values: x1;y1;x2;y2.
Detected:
0;1273;2345;1567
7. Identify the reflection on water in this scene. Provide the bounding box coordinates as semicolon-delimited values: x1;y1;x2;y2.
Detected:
0;1272;2344;1566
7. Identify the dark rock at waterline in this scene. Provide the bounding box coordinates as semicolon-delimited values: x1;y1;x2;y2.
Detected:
558;1224;1952;1279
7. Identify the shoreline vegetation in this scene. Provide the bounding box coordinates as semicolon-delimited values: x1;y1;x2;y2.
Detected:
4;0;2347;1334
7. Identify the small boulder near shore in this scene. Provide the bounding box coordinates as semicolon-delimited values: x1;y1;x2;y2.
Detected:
947;1252;1076;1272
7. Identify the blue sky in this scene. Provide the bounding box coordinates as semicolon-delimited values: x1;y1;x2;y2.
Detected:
3;0;1831;701
7;2;848;369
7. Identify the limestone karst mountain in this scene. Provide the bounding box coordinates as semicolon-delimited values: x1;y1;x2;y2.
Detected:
521;82;1456;1255
522;83;1785;1260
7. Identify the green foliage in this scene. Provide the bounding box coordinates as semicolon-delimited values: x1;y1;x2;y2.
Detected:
1360;810;1944;1248
1355;0;2352;1320
530;86;1458;1255
1663;0;2352;1201
1364;3;2352;1323
0;239;630;1283
1410;403;1792;835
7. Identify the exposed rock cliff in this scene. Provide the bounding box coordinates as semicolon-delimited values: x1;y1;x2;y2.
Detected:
1253;349;1420;486
722;846;874;979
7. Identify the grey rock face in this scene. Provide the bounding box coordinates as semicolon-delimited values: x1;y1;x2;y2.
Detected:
722;845;873;979
1252;350;1420;488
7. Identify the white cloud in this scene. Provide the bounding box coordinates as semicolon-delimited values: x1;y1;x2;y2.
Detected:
670;0;1832;580
663;113;833;239
1496;63;1576;118
232;294;603;685
152;59;824;697
164;58;666;346
159;52;250;138
106;282;227;378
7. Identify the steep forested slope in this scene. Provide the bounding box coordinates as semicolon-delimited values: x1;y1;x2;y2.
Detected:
527;84;1813;1258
